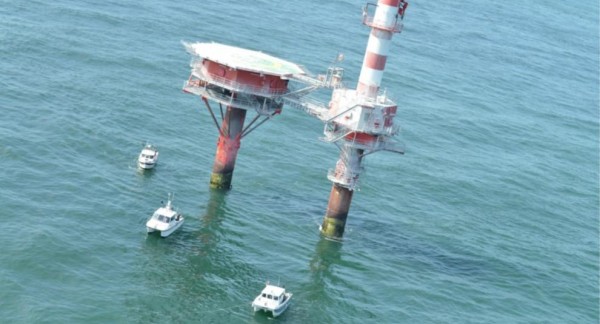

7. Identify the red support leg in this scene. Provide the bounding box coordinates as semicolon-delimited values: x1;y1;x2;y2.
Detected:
210;106;246;189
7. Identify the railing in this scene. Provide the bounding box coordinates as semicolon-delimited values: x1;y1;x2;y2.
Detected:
360;118;400;137
291;74;325;87
321;123;402;155
359;91;396;107
291;67;345;89
327;168;363;191
183;80;280;112
323;119;399;139
281;95;329;121
362;3;403;33
362;16;403;33
321;128;353;143
190;64;289;97
184;76;333;119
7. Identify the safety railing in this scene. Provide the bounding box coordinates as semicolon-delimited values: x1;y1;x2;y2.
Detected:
326;167;364;191
361;3;403;33
183;79;280;112
281;95;329;121
190;64;289;97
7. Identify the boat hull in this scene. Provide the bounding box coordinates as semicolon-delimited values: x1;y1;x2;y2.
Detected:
160;219;184;237
252;293;292;318
138;161;156;169
146;219;184;237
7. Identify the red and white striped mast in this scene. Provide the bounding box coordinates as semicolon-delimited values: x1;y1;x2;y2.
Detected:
320;0;408;238
357;0;408;98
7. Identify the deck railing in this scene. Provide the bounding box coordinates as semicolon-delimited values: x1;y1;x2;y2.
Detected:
190;64;289;97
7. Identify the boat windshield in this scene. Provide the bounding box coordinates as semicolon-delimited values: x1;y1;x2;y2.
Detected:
157;215;170;223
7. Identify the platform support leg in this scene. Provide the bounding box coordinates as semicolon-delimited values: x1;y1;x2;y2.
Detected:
320;184;354;239
210;106;246;189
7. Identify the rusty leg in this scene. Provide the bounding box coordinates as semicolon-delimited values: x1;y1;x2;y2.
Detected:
210;106;246;189
320;184;354;239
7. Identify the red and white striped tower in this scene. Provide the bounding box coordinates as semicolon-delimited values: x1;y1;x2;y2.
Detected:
357;0;407;99
320;0;408;238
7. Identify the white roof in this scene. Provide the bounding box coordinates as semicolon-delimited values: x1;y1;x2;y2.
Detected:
155;207;177;218
185;42;306;77
261;284;286;296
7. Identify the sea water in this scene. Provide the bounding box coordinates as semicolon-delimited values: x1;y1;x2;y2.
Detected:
0;0;598;322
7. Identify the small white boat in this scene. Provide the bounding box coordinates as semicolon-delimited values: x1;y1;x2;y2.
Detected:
251;282;292;317
138;144;159;169
146;194;184;237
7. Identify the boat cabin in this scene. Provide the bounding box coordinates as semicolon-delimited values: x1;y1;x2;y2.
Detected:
260;285;287;304
155;211;180;223
157;215;171;223
140;150;157;159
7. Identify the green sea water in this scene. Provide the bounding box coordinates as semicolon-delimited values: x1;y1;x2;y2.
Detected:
0;0;598;322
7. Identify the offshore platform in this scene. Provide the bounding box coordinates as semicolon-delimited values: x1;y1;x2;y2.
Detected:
183;0;409;239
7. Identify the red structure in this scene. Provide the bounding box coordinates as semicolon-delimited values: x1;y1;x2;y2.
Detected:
183;43;305;189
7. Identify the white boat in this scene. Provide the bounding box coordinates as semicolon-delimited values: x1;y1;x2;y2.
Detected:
251;282;292;317
146;194;184;237
138;144;159;169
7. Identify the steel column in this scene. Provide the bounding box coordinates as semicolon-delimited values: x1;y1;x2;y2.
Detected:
210;106;247;189
320;184;355;238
